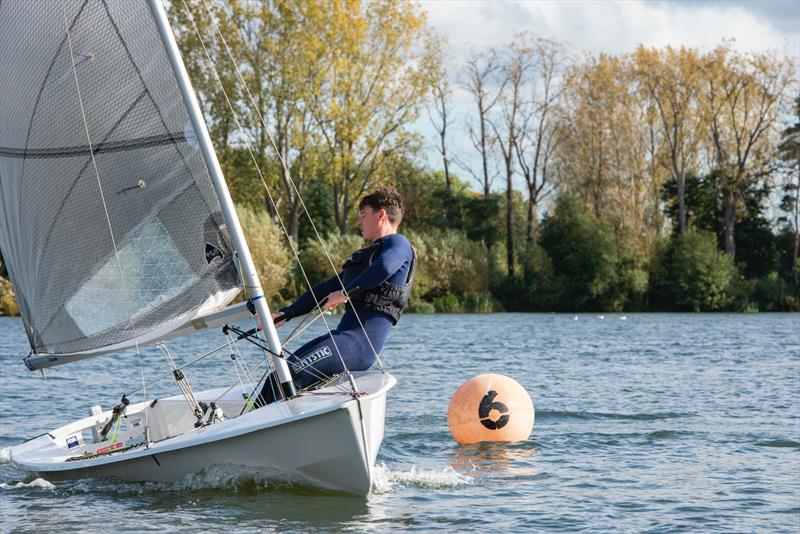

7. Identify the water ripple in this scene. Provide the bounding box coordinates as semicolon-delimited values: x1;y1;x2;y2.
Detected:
537;410;696;421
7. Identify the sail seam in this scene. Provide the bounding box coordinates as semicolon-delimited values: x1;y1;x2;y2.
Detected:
0;132;188;159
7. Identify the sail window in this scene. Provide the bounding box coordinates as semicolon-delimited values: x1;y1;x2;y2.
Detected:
66;221;197;336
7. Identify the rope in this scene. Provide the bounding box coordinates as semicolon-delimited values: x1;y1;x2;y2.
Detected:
125;335;234;396
110;416;122;444
198;0;386;372
158;343;203;417
59;3;151;444
226;333;250;398
178;0;357;393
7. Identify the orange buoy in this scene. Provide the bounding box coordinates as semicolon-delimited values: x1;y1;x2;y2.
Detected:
447;374;534;445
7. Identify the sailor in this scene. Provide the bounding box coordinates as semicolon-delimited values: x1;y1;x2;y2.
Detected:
256;186;415;404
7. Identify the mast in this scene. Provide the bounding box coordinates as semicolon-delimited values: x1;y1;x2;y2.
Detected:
148;0;296;398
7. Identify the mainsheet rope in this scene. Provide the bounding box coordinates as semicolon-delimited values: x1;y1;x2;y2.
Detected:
194;0;386;371
59;3;151;446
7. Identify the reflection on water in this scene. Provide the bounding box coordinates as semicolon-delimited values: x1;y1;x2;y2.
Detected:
448;441;538;480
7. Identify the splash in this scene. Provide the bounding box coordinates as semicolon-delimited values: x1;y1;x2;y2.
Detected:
170;464;300;492
372;463;473;493
0;447;10;464
54;465;309;496
0;478;55;490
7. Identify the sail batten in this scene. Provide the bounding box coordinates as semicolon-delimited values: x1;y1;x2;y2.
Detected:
0;0;241;364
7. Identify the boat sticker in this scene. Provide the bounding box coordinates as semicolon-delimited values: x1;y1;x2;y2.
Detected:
96;442;124;455
290;346;333;373
66;436;80;449
205;243;223;264
478;391;510;430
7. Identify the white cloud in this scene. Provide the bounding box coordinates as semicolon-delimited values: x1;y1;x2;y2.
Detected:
421;0;799;58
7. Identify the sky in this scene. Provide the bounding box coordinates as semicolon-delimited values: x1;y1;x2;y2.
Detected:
421;0;799;59
413;0;800;190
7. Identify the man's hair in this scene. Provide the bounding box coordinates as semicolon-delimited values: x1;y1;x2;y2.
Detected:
359;186;404;224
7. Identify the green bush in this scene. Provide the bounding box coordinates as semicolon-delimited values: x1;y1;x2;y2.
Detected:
519;245;562;311
299;232;365;285
236;204;292;299
406;299;435;314
0;276;19;316
460;292;495;312
668;230;737;311
432;293;461;313
728;277;758;312
538;195;619;311
405;229;489;300
754;272;796;311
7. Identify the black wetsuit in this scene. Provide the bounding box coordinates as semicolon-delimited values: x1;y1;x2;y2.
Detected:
258;233;414;403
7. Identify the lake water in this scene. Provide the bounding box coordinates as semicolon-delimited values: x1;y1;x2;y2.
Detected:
1;313;798;532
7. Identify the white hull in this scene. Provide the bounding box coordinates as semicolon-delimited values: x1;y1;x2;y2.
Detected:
11;371;395;495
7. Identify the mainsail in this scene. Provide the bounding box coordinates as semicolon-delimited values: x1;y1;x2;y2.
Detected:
0;0;241;369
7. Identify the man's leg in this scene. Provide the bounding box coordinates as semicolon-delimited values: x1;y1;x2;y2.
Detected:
286;333;352;390
255;331;373;405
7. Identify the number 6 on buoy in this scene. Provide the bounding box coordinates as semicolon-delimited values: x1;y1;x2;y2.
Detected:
447;374;534;445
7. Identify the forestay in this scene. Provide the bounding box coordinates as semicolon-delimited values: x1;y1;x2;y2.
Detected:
0;0;241;369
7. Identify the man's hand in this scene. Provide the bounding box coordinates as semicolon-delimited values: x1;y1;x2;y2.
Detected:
324;290;347;310
271;312;287;328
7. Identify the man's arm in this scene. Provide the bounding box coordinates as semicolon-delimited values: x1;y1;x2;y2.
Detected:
343;240;410;295
278;274;343;321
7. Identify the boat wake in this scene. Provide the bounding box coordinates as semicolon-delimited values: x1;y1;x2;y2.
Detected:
0;478;55;490
372;463;473;493
1;456;473;495
58;465;324;495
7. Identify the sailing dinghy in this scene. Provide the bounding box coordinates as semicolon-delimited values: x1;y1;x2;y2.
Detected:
0;0;395;495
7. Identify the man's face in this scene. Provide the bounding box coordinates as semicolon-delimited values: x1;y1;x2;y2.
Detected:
357;206;383;242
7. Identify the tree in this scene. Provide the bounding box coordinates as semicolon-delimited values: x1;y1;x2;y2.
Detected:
492;40;530;276
777;94;800;287
230;0;330;243
556;52;667;274
662;170;781;280
699;44;795;257
168;0;240;165
426;38;453;191
634;45;703;234
313;0;439;234
459;49;504;196
515;37;567;245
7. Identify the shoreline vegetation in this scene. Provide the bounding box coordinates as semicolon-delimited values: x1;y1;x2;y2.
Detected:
1;1;798;316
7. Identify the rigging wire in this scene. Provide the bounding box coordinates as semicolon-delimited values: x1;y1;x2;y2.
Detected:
124;319;351;399
58;2;151;446
178;0;358;393
283;309;332;346
195;0;386;372
226;332;249;397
